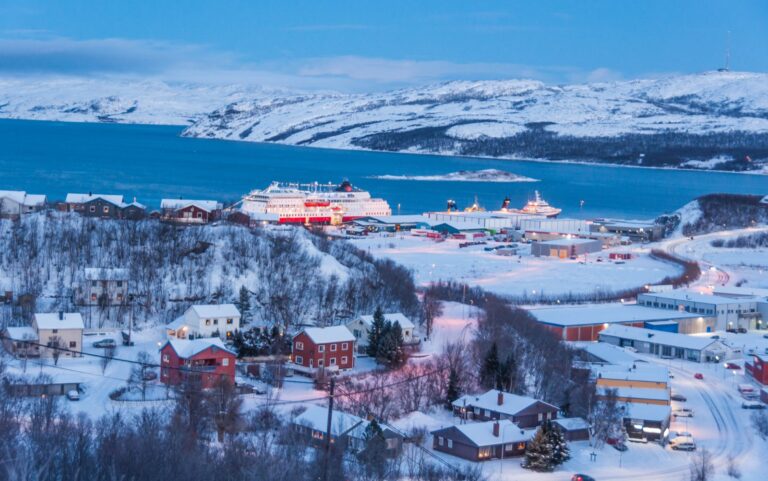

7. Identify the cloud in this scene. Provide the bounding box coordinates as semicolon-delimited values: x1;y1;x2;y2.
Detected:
0;35;637;93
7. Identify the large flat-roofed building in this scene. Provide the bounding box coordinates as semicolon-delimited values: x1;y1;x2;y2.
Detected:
590;219;665;243
529;304;712;341
530;238;602;258
637;291;762;331
424;211;540;231
598;325;730;362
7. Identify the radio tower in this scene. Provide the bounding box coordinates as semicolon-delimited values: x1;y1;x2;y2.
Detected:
719;31;731;72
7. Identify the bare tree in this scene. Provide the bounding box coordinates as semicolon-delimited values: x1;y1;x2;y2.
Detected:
422;291;443;341
49;335;62;366
689;448;714;481
589;388;623;449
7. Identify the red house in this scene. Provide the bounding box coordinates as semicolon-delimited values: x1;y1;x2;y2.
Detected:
160;338;236;389
746;354;768;385
292;326;356;372
160;199;223;224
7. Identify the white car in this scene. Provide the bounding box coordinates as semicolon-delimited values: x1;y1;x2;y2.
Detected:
66;390;80;401
673;408;694;418
670;436;696;451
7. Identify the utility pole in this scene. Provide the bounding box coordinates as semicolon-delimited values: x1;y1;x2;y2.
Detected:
322;377;335;481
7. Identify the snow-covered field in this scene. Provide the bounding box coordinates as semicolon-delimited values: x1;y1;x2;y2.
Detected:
350;234;681;297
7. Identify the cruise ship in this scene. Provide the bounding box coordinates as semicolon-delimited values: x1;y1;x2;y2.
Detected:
501;191;562;218
240;180;391;224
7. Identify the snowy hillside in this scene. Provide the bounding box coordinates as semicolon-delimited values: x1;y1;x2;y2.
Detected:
184;71;768;171
0;77;274;125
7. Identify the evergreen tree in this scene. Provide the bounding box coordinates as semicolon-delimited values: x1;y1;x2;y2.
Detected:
523;422;556;472
236;286;251;325
445;367;461;409
498;353;517;392
547;421;571;467
358;419;387;479
480;342;500;389
366;307;386;358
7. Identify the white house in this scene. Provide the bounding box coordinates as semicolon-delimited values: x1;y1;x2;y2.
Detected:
33;312;85;358
166;304;240;340
0;190;46;218
346;312;418;351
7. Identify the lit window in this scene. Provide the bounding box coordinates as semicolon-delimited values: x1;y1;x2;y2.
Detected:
447;439;453;448
222;358;229;366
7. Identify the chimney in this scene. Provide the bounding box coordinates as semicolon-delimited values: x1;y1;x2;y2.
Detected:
492;422;500;437
58;311;64;321
88;191;92;196
497;391;504;406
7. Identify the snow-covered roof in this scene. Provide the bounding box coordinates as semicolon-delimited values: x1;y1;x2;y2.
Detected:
356;215;432;224
189;304;240;319
0;190;46;206
160;199;222;212
65;193;124;205
4;326;38;341
530;304;700;327
293;404;363;436
33;312;84;330
357;312;415;329
84;267;129;281
390;411;445;434
554;417;590;431
599;325;724;351
453;389;556;416
594;363;670;384
713;286;768;299
432;419;534;447
166;316;188;331
578;342;641;365
300;325;356;344
599;386;670;402
623;402;671;423
639;290;758;305
537;237;600;247
164;337;234;358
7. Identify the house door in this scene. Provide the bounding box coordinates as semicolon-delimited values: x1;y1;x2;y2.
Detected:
309;359;313;368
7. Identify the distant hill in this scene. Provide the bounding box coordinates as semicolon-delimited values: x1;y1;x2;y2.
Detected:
183;71;768;172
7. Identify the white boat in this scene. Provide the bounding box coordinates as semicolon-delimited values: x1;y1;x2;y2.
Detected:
502;191;561;218
240;180;391;224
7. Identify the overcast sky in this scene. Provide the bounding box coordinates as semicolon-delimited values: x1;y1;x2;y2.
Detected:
1;0;766;92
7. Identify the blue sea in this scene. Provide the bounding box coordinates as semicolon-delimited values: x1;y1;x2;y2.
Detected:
1;119;766;219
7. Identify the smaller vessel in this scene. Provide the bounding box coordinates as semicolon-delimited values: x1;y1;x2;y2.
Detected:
514;191;561;218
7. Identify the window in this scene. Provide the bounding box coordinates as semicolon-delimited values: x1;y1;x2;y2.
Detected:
90;206;96;213
341;356;348;364
91;280;97;287
227;318;233;324
295;341;304;351
318;345;325;353
341;343;348;350
103;206;109;213
69;341;77;348
117;281;123;287
538;413;543;421
330;343;337;352
295;355;303;365
197;212;203;218
91;293;97;301
447;439;453;448
330;358;336;366
162;354;169;363
52;329;58;334
226;331;232;338
222;358;229;366
116;293;123;301
438;436;444;446
318;359;324;367
213;319;218;325
205;319;211;326
478;447;492;458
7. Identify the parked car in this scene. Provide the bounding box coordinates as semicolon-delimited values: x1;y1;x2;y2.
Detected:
670;436;696;451
673;408;694;418
66;390;80;401
671;393;687;402
763;334;768;339
725;362;741;370
142;370;158;381
571;475;596;481
710;335;720;340
612;442;628;452
742;401;766;410
93;339;117;349
694;373;704;380
737;327;747;334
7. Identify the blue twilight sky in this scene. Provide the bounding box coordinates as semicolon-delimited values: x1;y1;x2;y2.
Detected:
0;0;766;91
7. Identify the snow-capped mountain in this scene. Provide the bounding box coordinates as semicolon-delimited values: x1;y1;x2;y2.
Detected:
183;71;768;171
0;77;274;125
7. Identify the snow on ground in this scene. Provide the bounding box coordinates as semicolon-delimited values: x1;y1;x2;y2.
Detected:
419;301;481;357
351;234;681;297
681;155;734;170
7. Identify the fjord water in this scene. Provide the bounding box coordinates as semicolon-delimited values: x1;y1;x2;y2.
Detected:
1;119;766;219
